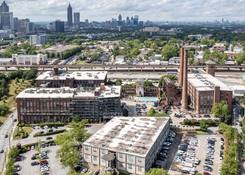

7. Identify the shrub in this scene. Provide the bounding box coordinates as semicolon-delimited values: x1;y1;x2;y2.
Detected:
33;129;66;137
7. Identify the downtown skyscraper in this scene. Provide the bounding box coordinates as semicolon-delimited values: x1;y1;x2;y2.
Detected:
0;1;13;30
67;3;73;27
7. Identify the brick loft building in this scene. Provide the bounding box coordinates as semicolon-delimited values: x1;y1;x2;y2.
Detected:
178;48;232;114
16;84;122;124
36;70;108;88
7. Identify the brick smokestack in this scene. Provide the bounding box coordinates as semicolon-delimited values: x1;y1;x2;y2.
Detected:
181;49;188;110
178;48;185;87
206;61;216;77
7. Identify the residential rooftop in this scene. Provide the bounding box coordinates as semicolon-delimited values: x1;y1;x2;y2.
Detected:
16;86;121;99
36;71;107;81
188;71;231;91
83;117;170;157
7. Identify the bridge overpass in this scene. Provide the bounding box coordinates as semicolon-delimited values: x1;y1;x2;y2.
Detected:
0;64;244;72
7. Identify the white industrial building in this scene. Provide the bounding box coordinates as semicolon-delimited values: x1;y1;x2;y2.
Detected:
83;117;170;175
12;54;47;65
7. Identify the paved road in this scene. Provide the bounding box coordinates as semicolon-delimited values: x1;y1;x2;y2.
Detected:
0;110;17;173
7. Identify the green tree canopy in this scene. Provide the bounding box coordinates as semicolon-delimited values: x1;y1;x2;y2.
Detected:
235;52;245;65
147;108;156;117
203;50;228;65
211;101;231;124
161;44;179;61
145;168;169;175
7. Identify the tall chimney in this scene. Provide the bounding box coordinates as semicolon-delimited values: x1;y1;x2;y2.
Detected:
178;48;185;86
206;60;216;77
181;49;188;110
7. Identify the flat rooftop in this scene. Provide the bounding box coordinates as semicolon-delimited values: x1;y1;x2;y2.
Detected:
44;44;78;52
83;117;170;157
36;71;107;81
188;72;231;91
16;86;121;99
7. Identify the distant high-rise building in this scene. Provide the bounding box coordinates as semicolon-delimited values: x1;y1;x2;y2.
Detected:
17;19;30;34
54;20;65;32
130;16;134;24
30;34;47;46
126;16;130;25
13;17;18;31
0;1;13;30
118;14;122;21
74;12;80;29
0;1;9;13
67;3;73;27
133;15;139;25
85;19;89;24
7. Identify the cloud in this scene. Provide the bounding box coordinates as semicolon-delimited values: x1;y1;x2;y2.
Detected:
4;0;245;22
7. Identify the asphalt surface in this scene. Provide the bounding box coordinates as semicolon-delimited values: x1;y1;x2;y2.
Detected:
0;110;17;173
17;146;69;175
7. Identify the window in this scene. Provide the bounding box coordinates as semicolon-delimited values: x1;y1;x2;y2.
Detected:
127;164;132;170
137;166;143;172
118;153;124;158
84;154;90;159
137;158;143;163
127;155;134;162
92;148;97;153
101;149;107;155
92;156;98;161
84;146;89;151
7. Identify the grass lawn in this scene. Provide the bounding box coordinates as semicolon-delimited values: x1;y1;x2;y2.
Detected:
75;60;86;65
0;79;32;122
13;126;33;140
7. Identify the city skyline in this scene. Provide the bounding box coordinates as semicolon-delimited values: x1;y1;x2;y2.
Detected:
3;0;245;22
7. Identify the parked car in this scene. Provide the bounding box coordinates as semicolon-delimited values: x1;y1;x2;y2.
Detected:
46;137;53;140
31;161;39;166
93;170;100;175
14;165;22;172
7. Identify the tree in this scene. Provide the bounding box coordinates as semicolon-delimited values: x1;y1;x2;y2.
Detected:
145;168;169;175
147;108;156;117
56;120;89;170
23;69;38;80
161;44;179;61
200;38;216;46
200;120;209;131
203;50;228;65
144;80;153;87
212;101;231;124
115;79;122;86
235;52;245;65
70;120;90;142
0;104;9;116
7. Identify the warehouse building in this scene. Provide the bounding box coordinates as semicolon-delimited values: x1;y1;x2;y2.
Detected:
36;70;108;88
83;117;170;175
16;85;121;124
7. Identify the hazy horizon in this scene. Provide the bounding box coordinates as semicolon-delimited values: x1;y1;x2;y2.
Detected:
4;0;245;22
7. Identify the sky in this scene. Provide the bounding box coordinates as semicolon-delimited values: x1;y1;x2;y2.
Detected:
4;0;245;22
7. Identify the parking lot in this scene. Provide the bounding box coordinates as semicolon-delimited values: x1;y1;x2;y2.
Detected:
153;130;177;169
168;134;223;175
14;144;69;175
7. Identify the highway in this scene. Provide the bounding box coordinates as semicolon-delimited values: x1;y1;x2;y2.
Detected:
0;110;17;174
0;64;245;72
